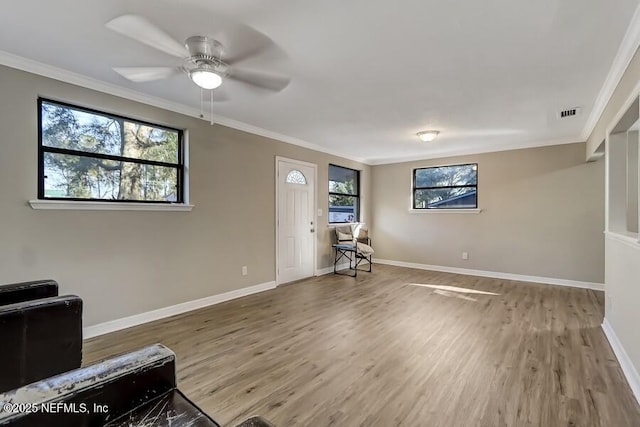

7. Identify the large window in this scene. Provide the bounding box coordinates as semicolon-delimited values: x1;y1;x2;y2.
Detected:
38;99;184;203
413;163;478;209
329;164;360;223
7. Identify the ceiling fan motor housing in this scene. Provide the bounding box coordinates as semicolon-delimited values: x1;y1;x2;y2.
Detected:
185;36;228;75
185;36;223;59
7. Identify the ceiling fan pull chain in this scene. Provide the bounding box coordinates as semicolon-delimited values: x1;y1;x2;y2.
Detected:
210;89;215;126
199;88;204;119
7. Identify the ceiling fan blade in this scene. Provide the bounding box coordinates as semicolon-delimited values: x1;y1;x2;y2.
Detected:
227;68;291;92
106;15;188;58
221;24;285;66
113;67;180;82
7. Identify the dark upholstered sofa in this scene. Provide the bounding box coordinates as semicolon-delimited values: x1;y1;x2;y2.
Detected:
0;280;59;306
0;281;273;427
0;344;220;426
0;280;83;392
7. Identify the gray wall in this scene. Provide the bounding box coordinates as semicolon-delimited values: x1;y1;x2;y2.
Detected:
0;65;370;326
592;43;640;395
605;237;640;391
370;143;605;283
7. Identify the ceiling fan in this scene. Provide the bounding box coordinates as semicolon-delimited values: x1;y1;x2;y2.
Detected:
105;14;291;95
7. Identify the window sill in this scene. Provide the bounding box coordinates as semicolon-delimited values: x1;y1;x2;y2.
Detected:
605;231;640;247
29;200;194;212
410;208;482;214
328;222;360;228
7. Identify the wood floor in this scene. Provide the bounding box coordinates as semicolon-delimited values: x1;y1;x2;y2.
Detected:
84;265;640;427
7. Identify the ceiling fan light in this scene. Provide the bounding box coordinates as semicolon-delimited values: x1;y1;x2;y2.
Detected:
190;69;223;89
417;130;440;142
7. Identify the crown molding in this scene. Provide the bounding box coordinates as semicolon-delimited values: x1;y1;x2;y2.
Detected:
365;136;581;165
0;50;368;165
0;50;207;119
581;3;640;141
212;115;369;164
1;29;633;168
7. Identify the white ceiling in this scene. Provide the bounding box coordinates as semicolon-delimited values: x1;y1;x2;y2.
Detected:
1;0;638;164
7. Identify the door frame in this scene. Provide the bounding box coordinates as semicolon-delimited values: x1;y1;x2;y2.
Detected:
275;156;318;285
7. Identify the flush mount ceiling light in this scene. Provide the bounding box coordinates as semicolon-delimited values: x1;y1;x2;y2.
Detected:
189;67;223;90
417;130;440;142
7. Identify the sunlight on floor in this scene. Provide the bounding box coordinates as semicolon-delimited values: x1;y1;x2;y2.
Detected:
408;283;500;296
432;289;478;301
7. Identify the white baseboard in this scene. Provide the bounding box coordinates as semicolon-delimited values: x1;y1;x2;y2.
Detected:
83;281;276;339
315;263;350;276
374;259;604;291
602;318;640;405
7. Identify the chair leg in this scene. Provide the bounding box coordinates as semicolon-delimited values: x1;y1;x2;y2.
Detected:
334;248;357;277
352;254;372;274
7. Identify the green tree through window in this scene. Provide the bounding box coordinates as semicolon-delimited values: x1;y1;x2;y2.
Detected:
39;99;183;202
329;164;360;223
413;164;477;209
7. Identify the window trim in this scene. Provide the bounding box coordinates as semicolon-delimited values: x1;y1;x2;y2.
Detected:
328;163;361;224
28;199;194;211
37;97;185;204
412;162;478;210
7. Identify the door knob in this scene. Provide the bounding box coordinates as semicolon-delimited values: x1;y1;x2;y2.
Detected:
310;228;315;233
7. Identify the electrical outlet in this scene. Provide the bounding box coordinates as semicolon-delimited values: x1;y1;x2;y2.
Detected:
242;266;248;276
462;252;469;260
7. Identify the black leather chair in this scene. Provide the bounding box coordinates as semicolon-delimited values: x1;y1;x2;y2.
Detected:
0;280;59;306
0;344;220;427
0;280;82;392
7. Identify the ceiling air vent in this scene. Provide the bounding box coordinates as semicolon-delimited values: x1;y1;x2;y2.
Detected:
558;107;581;119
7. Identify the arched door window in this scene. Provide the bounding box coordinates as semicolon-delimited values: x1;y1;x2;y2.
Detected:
286;169;307;185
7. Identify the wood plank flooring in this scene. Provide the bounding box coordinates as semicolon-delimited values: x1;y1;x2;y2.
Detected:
83;265;640;427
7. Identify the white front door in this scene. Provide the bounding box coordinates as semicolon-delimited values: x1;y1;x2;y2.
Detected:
277;158;316;284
